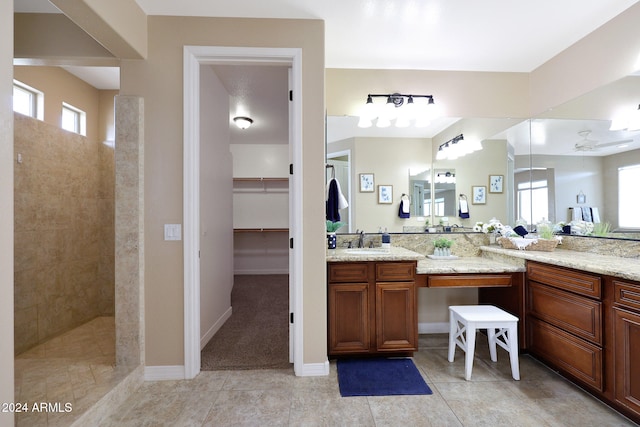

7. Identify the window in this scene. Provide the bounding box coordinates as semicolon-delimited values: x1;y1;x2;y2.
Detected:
13;80;43;119
619;165;640;229
61;102;86;136
517;179;548;225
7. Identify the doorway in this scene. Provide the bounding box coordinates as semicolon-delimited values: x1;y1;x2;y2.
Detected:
183;46;303;379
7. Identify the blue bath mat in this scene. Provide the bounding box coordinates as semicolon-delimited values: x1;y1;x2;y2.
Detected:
337;358;433;397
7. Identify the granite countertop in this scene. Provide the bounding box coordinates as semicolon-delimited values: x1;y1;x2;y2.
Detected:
416;256;525;275
481;245;640;282
326;244;640;282
326;246;426;262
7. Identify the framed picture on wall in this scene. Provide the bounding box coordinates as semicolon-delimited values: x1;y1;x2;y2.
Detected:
378;185;393;204
359;173;374;192
472;185;486;204
489;175;504;193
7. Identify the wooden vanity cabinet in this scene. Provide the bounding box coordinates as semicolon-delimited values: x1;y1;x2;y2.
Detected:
611;277;640;418
328;261;417;356
526;262;604;391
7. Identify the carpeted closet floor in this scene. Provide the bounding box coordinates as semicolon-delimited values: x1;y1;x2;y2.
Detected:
201;274;290;371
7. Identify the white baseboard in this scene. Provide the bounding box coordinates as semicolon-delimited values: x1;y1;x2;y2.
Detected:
418;322;449;334
200;306;233;350
233;269;289;275
144;365;185;381
296;360;330;377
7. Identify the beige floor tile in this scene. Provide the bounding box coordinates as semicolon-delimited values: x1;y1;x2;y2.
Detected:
15;323;640;427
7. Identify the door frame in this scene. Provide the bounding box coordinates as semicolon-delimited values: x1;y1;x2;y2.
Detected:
183;45;303;379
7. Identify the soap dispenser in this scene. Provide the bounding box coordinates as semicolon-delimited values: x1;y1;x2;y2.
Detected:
381;227;391;249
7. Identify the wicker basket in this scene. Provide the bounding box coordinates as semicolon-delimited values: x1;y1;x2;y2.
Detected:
497;236;559;252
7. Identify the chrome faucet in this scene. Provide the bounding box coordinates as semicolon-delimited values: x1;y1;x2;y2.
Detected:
358;230;365;248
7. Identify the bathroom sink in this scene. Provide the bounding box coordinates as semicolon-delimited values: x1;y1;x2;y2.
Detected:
344;248;390;255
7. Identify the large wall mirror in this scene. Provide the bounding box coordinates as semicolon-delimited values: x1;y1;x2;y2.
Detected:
493;74;640;240
326;116;513;233
327;74;640;241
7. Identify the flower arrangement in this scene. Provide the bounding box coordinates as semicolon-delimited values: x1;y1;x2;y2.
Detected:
474;218;511;236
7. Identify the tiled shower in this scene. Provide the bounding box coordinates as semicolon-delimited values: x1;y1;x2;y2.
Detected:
13;112;115;355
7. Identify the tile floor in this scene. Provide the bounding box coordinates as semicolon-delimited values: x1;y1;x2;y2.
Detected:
14;317;132;427
14;320;639;427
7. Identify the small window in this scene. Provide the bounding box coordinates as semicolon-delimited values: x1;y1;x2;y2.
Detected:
619;165;640;229
61;102;86;136
13;80;43;120
517;179;548;225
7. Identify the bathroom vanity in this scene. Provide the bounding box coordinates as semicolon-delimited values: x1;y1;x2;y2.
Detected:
326;247;424;356
327;240;640;423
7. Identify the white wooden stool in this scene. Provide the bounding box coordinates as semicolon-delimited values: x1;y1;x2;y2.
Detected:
448;305;520;381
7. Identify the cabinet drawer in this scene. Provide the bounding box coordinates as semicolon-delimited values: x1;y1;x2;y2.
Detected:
528;282;602;345
528;317;603;391
527;262;601;299
614;279;640;311
328;263;369;283
376;262;415;281
429;274;512;288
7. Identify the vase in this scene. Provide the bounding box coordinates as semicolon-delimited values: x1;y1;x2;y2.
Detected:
489;233;497;245
327;232;336;249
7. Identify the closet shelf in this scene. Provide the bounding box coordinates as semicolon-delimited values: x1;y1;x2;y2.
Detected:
233;177;288;182
234;228;289;233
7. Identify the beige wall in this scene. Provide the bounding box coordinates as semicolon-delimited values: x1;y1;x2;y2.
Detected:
326;68;531;119
199;65;234;347
530;2;640;116
14;65;101;143
14;13;115;62
1;1;14;424
119;17;325;366
99;90;118;143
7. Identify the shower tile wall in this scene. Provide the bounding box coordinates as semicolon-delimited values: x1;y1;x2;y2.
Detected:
13;113;115;355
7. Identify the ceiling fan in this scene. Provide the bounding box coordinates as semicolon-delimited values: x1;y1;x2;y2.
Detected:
573;130;633;152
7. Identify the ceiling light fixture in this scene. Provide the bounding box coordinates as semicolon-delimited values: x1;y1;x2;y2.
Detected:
357;93;438;128
233;116;253;129
436;134;482;160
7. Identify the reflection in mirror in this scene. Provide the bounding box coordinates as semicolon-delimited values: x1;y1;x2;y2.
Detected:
433;169;456;219
496;74;640;240
408;168;431;219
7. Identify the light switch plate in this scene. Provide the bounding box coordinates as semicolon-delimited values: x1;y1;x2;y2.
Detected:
164;224;182;241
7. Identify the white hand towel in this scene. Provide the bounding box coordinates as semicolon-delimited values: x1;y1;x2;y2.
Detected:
459;198;469;214
401;195;410;214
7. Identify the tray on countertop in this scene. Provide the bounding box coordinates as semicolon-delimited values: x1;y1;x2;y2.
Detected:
427;255;460;260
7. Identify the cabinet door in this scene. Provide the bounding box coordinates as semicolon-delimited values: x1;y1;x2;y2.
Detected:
328;283;370;354
614;307;640;416
528;282;602;345
528;317;603;391
375;282;417;352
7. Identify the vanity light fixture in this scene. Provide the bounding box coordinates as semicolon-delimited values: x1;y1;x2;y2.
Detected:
357;93;438;128
436;133;482;160
435;171;456;184
233;116;253;129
